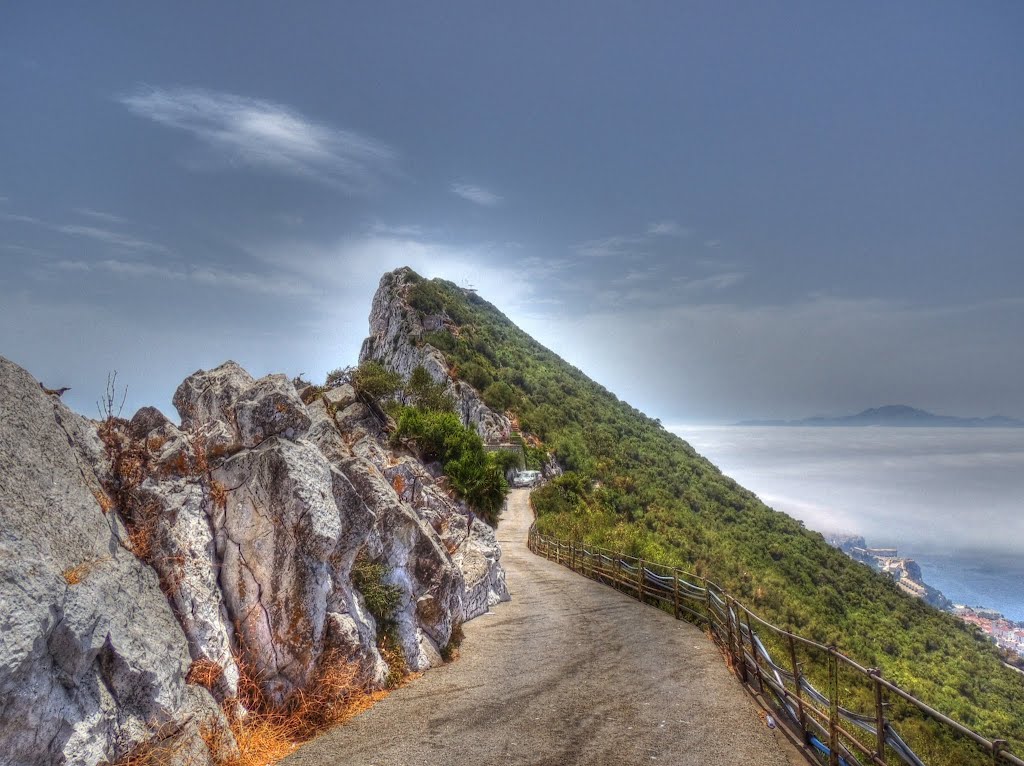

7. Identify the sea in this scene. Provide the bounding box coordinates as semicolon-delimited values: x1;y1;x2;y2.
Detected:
668;425;1024;622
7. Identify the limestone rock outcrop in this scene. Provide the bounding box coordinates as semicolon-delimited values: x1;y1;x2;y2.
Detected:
0;351;509;766
359;268;513;444
0;357;233;766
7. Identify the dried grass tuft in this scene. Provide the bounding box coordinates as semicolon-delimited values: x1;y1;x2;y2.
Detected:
92;487;115;514
186;658;225;691
218;650;389;766
210;480;229;511
391;474;406;494
62;556;109;585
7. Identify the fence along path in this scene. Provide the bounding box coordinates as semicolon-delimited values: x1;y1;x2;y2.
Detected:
528;527;1022;766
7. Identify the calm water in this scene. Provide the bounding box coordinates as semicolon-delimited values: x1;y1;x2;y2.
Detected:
669;426;1024;621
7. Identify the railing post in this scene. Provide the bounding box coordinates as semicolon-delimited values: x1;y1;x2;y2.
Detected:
637;559;644;602
730;598;747;683
571;540;577;572
869;668;887;764
672;571;680;619
725;598;738;677
993;740;1007;765
745;611;764;693
705;582;715;634
828;648;840;766
788;634;809;742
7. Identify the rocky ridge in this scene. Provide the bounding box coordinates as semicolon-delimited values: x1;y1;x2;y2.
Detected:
359;268;513;444
0;291;509;764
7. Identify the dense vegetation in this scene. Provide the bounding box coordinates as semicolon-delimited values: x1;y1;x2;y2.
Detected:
333;359;516;525
398;272;1024;761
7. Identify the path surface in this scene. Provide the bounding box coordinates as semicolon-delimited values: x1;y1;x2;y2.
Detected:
285;489;799;766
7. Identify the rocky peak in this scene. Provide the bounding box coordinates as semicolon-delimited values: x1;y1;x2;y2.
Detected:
359;268;513;444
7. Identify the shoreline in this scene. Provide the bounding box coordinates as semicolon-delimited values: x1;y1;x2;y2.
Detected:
826;534;1024;661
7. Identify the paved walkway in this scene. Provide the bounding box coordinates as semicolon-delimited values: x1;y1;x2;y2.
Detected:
284;489;799;766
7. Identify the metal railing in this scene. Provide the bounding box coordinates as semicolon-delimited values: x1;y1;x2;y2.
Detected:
528;526;1022;766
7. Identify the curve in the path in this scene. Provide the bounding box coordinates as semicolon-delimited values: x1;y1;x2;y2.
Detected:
284;489;799;766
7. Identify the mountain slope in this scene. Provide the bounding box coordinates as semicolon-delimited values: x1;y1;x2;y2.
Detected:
363;268;1024;763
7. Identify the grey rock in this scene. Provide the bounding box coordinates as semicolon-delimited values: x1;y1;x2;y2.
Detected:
0;356;229;766
234;374;311;449
0;346;509;765
212;438;342;704
323;384;356;412
128;406;172;441
133;476;241;703
173;360;254;436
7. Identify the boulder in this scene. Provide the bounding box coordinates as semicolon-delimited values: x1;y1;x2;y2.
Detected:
323;384;357;412
172;360;254;436
234;373;311;449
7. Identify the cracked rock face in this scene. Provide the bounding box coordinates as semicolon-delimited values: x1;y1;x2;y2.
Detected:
359;268;513;444
0;351;509;765
0;357;231;766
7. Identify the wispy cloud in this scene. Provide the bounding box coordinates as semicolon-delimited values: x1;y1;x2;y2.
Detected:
120;86;397;191
451;182;502;207
675;271;746;291
53;258;313;297
2;211;168;254
573;234;648;258
74;207;127;224
56;224;168;253
0;212;43;225
2;243;50;257
647;220;689;237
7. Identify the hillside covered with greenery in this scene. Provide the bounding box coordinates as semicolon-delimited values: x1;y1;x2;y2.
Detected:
394;271;1023;761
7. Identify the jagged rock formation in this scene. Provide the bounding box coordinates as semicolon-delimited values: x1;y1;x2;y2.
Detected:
0;353;508;766
0;357;234;766
359;268;513;444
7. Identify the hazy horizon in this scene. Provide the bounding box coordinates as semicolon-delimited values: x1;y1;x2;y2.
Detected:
672;424;1024;619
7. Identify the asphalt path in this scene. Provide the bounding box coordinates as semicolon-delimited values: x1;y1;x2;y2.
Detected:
284;489;800;766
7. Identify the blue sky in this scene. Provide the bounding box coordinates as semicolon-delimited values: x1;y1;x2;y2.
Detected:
2;2;1022;421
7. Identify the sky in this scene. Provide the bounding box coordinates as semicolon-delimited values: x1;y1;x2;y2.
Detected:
2;2;1022;423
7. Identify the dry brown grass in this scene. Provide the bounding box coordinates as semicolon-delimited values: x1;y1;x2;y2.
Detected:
219;651;390;766
391;474;406;494
124;502;162;562
192;436;209;475
145;434;168;454
92;486;115;514
62;556;110;585
210;480;229;510
186;658;225;692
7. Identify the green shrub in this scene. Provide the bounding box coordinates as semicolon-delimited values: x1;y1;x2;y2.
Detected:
393;407;508;524
352;361;402;401
408;281;446;315
351;555;407;687
325;367;351;388
482;381;516;411
405;365;454;412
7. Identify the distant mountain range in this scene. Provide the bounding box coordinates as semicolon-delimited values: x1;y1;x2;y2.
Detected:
738;405;1024;428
